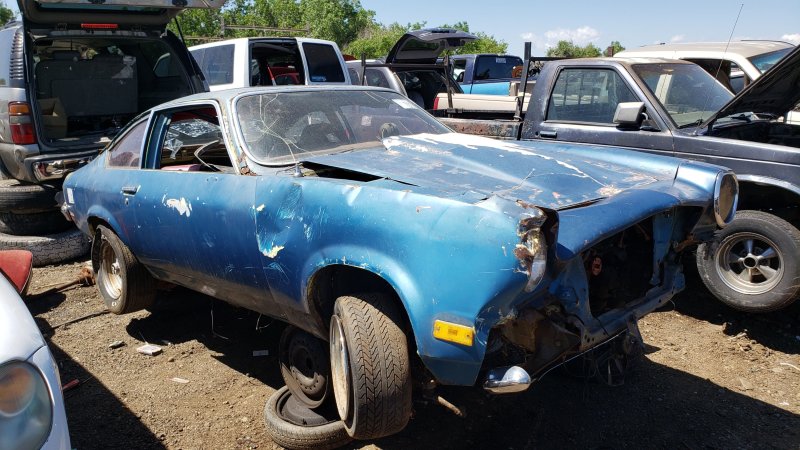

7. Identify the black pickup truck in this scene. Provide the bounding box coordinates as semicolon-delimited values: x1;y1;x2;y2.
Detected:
439;47;800;312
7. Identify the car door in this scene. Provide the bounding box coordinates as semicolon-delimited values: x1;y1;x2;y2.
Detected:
534;65;674;157
128;102;279;314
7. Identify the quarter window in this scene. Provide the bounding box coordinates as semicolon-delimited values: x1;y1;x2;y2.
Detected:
546;68;637;124
302;43;345;83
107;120;146;168
192;44;235;86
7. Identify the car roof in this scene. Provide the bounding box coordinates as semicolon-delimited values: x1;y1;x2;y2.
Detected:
189;36;336;50
154;85;398;108
617;41;794;58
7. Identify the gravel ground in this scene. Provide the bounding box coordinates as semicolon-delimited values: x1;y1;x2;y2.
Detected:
27;258;800;450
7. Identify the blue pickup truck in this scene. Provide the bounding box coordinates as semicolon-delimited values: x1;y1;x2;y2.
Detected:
451;53;523;95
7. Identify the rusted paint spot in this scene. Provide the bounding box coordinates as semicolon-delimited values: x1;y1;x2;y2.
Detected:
597;185;622;197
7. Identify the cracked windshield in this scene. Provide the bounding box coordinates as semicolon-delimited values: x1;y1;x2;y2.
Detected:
236;90;449;164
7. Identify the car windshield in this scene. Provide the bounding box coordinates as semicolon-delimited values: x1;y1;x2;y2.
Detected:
748;48;792;73
632;63;733;128
236;89;450;164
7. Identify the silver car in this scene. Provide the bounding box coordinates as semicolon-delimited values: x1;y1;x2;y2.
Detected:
0;269;70;450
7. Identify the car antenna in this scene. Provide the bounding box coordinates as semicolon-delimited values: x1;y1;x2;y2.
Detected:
695;3;744;135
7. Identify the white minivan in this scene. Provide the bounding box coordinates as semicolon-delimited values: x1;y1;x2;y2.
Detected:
190;37;351;91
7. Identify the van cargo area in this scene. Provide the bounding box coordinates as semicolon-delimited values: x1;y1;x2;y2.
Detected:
31;35;193;145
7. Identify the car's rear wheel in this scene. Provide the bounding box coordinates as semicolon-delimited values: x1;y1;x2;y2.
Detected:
696;210;800;312
93;225;155;314
279;325;331;409
264;386;352;450
329;293;412;440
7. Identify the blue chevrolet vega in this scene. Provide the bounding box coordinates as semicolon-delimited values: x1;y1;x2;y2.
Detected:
61;85;737;446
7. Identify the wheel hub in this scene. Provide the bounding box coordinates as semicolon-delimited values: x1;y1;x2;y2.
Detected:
715;232;784;295
329;315;351;421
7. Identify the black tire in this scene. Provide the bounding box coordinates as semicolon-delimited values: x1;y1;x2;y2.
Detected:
264;386;352;450
93;225;155;314
329;293;412;440
696;210;800;312
279;326;331;409
0;228;90;267
0;179;59;213
0;209;71;235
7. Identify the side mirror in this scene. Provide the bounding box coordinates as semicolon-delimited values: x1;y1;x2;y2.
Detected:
613;102;645;128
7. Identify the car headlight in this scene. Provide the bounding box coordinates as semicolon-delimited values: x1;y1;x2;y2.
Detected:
514;207;548;292
0;361;53;450
713;171;738;227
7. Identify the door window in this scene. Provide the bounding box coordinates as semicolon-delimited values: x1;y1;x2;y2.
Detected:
546;68;637;124
153;106;234;172
107;119;147;168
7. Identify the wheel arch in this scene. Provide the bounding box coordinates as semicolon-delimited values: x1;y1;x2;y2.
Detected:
736;175;800;226
305;264;416;349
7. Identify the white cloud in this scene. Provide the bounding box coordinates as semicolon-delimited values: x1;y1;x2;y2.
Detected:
543;26;600;45
670;34;685;43
520;27;600;54
782;33;800;44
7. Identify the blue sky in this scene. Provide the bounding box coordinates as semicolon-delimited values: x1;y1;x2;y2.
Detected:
361;0;800;57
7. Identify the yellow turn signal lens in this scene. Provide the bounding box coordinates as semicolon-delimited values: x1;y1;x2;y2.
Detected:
433;320;474;346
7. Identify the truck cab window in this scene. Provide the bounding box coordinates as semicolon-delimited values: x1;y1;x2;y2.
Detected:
546;68;637;124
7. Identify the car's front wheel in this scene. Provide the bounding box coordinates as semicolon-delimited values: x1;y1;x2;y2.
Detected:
93;225;155;314
329;293;412;440
696;210;800;312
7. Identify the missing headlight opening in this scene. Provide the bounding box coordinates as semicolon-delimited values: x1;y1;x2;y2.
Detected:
583;219;655;316
487;217;659;380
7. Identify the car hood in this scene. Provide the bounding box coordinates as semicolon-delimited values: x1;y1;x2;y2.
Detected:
0;276;45;362
386;28;476;64
305;133;678;210
708;44;800;123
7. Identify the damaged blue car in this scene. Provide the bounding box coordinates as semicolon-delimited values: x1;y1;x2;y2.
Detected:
61;86;737;446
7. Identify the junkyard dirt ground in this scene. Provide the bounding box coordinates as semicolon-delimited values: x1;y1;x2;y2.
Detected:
28;257;800;450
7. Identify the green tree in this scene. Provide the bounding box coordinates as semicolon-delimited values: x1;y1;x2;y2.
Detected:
343;22;422;59
0;1;15;24
344;21;508;59
605;40;625;56
441;22;508;55
172;0;374;48
546;40;602;58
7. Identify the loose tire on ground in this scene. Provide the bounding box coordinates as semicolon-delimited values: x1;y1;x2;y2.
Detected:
0;179;59;212
329;293;412;440
696;210;800;312
264;386;352;450
0;227;89;266
0;209;72;235
279;325;331;409
93;225;155;314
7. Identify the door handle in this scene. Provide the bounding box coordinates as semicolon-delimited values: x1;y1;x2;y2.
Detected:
539;130;557;139
121;185;139;195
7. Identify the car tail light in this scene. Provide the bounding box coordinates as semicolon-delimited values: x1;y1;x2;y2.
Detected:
433;96;439;110
81;23;118;30
8;102;36;145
